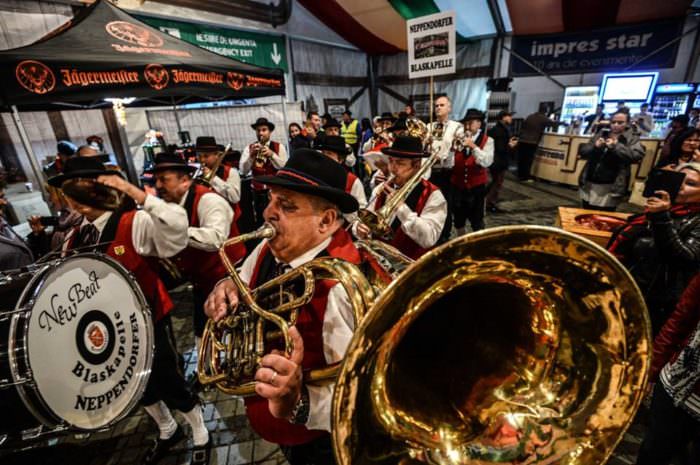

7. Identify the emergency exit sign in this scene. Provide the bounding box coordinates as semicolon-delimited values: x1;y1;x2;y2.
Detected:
138;15;288;72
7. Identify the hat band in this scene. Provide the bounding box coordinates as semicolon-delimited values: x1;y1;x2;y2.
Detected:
277;168;329;187
387;148;424;156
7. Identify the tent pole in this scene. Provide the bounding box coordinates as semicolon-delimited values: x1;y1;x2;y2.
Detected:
281;93;289;147
171;97;183;134
11;105;47;199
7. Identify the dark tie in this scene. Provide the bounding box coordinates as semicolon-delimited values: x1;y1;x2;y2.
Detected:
76;224;99;249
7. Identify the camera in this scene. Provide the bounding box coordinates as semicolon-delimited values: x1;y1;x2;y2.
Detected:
39;216;59;227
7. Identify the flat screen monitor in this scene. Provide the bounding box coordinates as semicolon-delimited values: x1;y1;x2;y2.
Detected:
655;83;695;94
600;72;658;103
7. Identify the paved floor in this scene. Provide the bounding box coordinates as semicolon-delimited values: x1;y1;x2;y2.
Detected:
1;174;652;465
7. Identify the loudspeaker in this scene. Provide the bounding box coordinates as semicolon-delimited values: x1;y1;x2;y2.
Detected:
487;78;512;92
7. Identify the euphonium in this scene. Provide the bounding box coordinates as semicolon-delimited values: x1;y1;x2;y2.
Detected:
197;224;376;396
358;118;438;240
452;128;473;152
332;226;651;465
253;135;271;169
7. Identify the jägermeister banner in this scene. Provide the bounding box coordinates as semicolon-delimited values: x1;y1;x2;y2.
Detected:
138;16;288;72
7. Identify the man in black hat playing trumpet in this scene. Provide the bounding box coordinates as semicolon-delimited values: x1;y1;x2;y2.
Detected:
354;135;447;260
240;117;288;228
205;149;362;465
48;157;211;465
196;136;241;207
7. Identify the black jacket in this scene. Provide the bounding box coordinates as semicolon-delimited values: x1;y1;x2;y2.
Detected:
488;121;513;172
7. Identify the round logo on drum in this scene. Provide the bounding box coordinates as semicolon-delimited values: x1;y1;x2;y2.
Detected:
76;310;116;365
84;322;109;355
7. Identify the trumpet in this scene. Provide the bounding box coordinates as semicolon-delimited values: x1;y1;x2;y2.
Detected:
197;224;376;396
253;135;271;168
452;129;473;152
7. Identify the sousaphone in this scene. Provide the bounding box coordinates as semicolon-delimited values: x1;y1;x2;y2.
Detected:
332;226;651;465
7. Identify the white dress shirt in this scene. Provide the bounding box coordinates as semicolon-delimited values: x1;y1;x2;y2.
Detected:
64;195;189;258
179;189;233;252
356;183;447;249
238;235;354;432
210;168;242;205
349;177;367;209
428;119;461;169
468;129;495;169
239;141;289;176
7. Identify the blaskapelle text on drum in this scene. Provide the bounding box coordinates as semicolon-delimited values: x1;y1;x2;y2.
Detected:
73;311;142;412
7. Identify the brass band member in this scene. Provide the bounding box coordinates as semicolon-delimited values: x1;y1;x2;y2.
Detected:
315;136;367;209
429;95;462;242
49;158;211;465
240;117;288;227
354;135;447;260
205;150;361;465
150;153;245;351
450;109;494;234
196;136;241;206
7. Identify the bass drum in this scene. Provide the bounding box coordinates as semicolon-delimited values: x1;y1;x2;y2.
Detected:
0;254;153;441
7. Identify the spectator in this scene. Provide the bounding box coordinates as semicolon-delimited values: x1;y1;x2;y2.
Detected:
306;111;322;134
689;108;699;129
584;104;607;134
660;115;689;161
617;100;630;115
43;140;77;178
633;102;655;137
636;272;700;465
517;109;557;181
0;178;34;271
359;117;373;153
608;162;700;333
486;110;518;212
288;122;309;150
404;103;416;118
657;128;700;168
578;110;644;211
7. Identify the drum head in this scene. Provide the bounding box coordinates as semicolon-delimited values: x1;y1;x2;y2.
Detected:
10;254;153;431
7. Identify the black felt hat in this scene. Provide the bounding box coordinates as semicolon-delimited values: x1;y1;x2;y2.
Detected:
381;135;427;158
323;118;342;130
47;156;120;187
195;136;224;152
387;118;408;132
314;135;351;157
461;108;486;122
251;117;275;132
255;148;358;213
378;112;397;122
152;152;196;174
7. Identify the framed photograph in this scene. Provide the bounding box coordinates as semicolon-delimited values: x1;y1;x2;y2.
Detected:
324;99;348;121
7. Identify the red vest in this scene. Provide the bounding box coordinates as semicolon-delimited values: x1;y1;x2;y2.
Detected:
171;184;246;292
251;140;281;191
69;211;173;322
345;171;358;194
374;179;439;260
244;228;361;446
450;132;490;190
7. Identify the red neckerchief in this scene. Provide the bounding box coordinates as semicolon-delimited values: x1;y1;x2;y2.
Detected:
608;203;700;256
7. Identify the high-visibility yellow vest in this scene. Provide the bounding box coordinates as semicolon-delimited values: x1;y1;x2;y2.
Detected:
341;119;359;145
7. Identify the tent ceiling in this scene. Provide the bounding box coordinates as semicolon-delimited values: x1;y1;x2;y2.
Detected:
298;0;693;54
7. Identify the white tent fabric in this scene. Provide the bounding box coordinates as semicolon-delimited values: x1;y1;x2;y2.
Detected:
0;0;72;50
145;101;304;156
377;40;493;115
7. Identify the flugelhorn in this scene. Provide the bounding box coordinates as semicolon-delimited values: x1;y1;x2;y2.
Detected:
358;118;437;240
253;135;271;168
197;224;376;396
333;226;651;465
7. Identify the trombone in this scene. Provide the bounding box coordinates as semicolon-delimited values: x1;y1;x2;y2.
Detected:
196;143;232;186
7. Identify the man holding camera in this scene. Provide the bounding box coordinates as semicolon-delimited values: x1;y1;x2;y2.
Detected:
578;110;645;211
633;103;655;137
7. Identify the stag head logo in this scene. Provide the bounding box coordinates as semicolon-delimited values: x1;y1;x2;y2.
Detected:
16;60;56;94
144;64;169;90
106;21;164;48
226;72;245;91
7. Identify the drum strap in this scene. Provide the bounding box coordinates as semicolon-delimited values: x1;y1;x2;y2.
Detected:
97;208;127;253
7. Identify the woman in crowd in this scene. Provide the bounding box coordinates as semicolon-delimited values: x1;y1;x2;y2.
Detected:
636;272;700;465
288;122;309;150
359;117;373;153
608;162;700;333
578;110;645;211
656;127;700;168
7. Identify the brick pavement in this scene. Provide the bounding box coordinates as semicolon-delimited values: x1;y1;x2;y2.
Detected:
1;174;653;465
